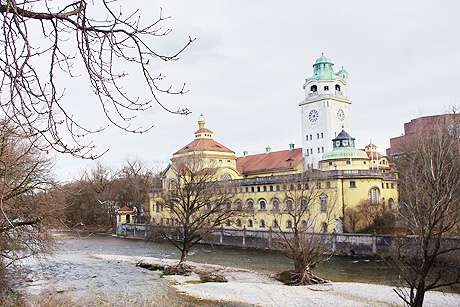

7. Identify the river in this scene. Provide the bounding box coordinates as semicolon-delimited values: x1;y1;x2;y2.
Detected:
16;232;397;306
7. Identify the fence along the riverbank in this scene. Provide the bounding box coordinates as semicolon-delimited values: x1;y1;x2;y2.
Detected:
117;223;399;255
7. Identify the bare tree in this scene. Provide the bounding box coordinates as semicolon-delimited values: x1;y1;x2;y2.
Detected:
0;120;61;295
392;112;460;307
65;162;115;227
271;172;338;285
112;158;153;222
0;0;193;158
157;156;234;266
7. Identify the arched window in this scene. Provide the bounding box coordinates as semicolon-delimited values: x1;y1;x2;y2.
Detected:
226;202;232;210
259;199;266;210
388;198;395;210
310;85;317;92
273;219;279;228
236;219;242;227
226;219;231;226
272;199;280;211
285;199;294;211
220;173;231;181
301;220;308;229
368;188;381;204
169;180;176;190
335;84;341;91
247;200;254;211
301;198;309;211
260;220;266;228
286;220;293;229
236;200;243;211
248;219;253;227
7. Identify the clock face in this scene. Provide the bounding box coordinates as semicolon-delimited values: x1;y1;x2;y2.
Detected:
308;109;319;122
337;109;345;121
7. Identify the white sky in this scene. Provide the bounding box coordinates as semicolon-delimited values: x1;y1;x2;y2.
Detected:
53;0;460;180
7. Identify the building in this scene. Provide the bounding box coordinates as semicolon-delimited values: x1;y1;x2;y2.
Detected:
386;114;455;158
149;54;398;233
300;53;351;169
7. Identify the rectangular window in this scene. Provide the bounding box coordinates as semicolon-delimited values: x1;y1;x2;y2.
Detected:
324;86;329;91
329;162;333;166
322;147;324;153
245;187;249;193
317;133;320;139
382;183;385;189
349;181;356;188
310;134;312;140
257;186;261;192
317;182;321;189
318;148;320;153
386;183;389;189
251;187;255;192
270;185;273;191
321;132;324;138
346;161;351;165
391;183;395;189
298;184;302;190
263;186;267;192
326;182;331;189
320;197;328;213
276;185;280;191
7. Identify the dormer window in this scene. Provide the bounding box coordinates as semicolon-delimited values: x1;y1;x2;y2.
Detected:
335;84;341;91
324;86;329;91
310;85;317;92
335;141;341;147
343;140;349;146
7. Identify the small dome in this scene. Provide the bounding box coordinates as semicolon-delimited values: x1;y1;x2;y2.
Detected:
334;129;352;141
338;66;349;74
315;53;333;65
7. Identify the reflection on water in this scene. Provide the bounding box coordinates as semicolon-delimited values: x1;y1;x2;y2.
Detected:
17;232;398;305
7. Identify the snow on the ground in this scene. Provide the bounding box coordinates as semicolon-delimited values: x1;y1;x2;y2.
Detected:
92;254;460;307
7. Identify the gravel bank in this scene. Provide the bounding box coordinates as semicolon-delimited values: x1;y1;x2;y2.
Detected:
93;254;460;307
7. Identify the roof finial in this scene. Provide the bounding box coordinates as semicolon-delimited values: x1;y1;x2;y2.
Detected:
341;124;345;130
198;113;205;129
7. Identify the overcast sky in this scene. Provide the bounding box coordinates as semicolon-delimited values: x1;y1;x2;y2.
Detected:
53;0;460;180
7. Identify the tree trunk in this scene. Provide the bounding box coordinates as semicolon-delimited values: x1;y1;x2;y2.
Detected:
412;284;425;307
179;244;189;264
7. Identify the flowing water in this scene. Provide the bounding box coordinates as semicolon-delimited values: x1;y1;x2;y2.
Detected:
16;232;398;306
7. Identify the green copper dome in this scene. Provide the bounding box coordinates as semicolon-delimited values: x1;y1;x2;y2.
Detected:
322;147;369;161
338;66;349;74
315;53;333;65
321;129;369;161
306;53;345;82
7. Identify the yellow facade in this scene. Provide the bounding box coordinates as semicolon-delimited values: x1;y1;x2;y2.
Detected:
149;119;398;233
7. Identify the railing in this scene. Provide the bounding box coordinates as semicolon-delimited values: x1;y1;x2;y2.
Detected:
118;223;460;257
150;170;397;193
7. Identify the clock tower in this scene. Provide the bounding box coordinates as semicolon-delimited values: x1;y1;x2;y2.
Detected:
299;54;351;169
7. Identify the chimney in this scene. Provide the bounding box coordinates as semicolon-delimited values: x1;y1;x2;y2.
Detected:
266;146;271;154
243;150;248;157
289;143;295;151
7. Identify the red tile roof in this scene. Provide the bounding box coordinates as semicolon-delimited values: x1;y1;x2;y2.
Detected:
195;128;213;134
174;138;235;155
118;206;133;212
236;148;303;174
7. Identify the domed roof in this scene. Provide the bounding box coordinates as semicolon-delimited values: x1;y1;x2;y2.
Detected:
338;66;349;74
334;129;352;141
322;128;370;161
322;147;369;161
314;53;333;65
